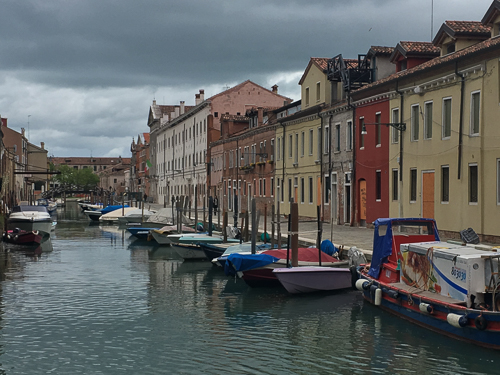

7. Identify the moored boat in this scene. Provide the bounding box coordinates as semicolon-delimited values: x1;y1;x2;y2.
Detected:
7;204;52;239
356;217;500;350
226;248;347;287
3;228;43;246
273;267;353;294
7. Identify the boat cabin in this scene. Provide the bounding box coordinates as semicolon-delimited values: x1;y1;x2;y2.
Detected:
368;218;440;284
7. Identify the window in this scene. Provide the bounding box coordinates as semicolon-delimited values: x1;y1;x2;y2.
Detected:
324;125;330;154
301;178;305;203
410;169;417;202
294;133;299;164
375;113;381;146
359;117;365;148
280;178;284;202
317;128;321;160
259;178;262;196
308;177;314;204
277;137;281;161
424;101;433;139
263;178;266;197
259;143;263;162
469;164;478;203
288;178;292;202
289;134;293;158
335;124;341;152
392;169;398;201
371;171;381;202
324;174;331;204
442;98;452;138
346;120;352;150
316;82;321;102
301;132;305;157
441;165;449;202
271;177;274;197
305;87;310;106
271;139;275;161
309;129;314;155
411;104;419;141
471;91;480;135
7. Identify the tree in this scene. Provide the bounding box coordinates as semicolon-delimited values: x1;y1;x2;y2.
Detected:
54;165;99;191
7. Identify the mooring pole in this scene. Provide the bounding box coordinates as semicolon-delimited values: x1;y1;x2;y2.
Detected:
223;211;228;242
251;198;256;254
194;186;198;232
208;196;213;236
317;205;322;266
277;203;281;249
271;204;275;248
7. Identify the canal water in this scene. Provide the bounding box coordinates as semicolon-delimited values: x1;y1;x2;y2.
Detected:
0;202;497;374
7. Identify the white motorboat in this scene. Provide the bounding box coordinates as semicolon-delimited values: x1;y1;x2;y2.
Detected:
116;208;157;225
7;204;52;239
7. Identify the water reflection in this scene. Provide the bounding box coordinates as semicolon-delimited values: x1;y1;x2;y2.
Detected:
0;201;498;374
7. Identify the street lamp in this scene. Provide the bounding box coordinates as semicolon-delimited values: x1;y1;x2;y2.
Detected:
361;122;406;135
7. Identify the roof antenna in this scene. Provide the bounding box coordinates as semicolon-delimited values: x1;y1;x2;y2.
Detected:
430;0;434;41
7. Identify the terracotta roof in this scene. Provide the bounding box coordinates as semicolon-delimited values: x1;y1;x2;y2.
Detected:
353;34;500;96
433;21;491;45
369;46;394;55
399;41;440;54
446;20;490;34
311;57;329;71
299;57;330;85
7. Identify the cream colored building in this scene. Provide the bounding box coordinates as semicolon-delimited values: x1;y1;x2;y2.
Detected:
275;58;330;217
379;5;500;240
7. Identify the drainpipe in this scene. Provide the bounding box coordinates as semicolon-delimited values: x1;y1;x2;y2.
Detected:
395;80;404;218
328;114;333;225
319;108;324;219
455;62;465;180
348;93;356;226
281;122;286;213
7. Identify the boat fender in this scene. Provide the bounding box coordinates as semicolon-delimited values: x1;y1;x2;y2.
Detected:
447;313;468;328
369;284;378;294
355;279;369;291
474;315;488;331
374;288;382;306
419;303;433;314
386;290;399;299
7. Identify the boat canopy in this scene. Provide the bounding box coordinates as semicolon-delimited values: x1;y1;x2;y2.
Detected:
368;218;440;279
225;253;280;276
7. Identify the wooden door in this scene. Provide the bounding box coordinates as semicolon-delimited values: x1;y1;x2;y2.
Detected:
422;172;435;219
359;180;366;221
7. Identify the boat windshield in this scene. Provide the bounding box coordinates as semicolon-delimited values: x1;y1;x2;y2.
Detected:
12;205;49;213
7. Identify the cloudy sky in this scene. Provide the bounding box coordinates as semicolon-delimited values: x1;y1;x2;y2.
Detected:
0;0;494;157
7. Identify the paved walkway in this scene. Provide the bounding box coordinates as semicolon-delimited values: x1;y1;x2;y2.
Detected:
145;203;375;254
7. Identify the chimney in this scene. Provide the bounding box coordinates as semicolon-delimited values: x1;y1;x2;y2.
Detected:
41;142;45;149
180;101;185;115
199;89;205;101
195;93;201;105
258;107;263;126
272;84;278;94
174;107;180;117
171;111;176;119
153;99;156;105
21;128;25;137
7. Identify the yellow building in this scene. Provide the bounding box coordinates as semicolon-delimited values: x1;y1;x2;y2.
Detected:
378;4;500;241
275;58;330;216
